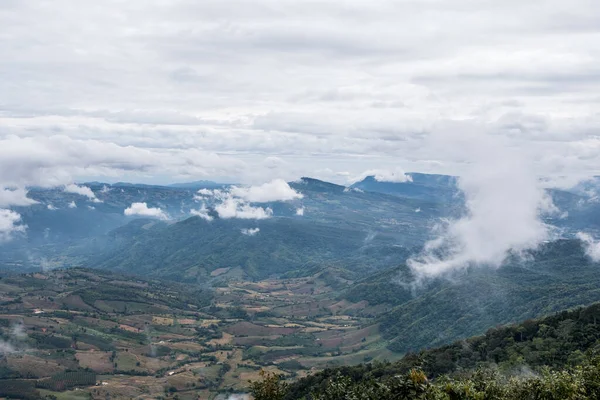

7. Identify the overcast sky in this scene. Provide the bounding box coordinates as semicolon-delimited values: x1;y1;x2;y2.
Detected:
1;0;599;185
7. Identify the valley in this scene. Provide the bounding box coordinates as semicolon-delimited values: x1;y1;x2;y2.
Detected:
0;268;397;399
2;175;600;399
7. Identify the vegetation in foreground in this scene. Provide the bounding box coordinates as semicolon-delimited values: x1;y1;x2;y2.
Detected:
252;359;600;400
250;301;600;399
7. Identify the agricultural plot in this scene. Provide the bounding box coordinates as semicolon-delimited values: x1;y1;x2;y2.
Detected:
0;267;394;398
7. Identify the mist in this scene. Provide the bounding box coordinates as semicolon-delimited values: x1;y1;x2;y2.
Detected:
576;232;600;262
408;132;556;278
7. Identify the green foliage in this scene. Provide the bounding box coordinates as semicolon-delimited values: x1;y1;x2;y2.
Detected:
251;360;600;400
36;370;96;391
0;379;41;399
250;370;289;400
344;239;600;354
73;333;115;351
29;333;72;349
282;301;600;399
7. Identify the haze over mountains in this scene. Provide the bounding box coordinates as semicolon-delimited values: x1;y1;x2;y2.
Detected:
2;172;600;276
3;171;600;371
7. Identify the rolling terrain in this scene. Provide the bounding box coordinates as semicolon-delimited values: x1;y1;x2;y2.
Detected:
0;268;393;399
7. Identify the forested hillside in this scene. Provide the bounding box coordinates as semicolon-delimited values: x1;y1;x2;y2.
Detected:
340;239;600;354
251;301;600;399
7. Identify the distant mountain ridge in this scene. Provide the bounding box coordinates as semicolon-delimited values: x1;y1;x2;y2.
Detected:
350;172;461;203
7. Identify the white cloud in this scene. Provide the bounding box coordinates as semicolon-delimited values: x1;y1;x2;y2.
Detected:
0;188;37;207
64;184;101;202
197;188;215;196
68;201;77;208
47;204;58;211
192;180;298;220
0;209;26;242
100;185;111;194
124;202;169;220
226;395;250;400
0;341;16;355
215;197;273;220
296;207;305;216
349;168;413;184
229;179;303;202
577;232;600;262
190;204;213;221
408;132;555;278
241;228;260;236
0;0;598;191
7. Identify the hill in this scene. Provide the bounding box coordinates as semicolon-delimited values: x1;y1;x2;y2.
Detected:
0;177;444;275
265;300;600;399
343;239;600;354
350;172;460;203
79;177;447;281
0;266;389;399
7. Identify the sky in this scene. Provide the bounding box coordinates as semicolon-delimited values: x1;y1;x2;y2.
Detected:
1;0;600;187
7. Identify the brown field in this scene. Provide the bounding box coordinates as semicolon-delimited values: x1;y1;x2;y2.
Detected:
211;267;231;277
0;268;398;398
62;294;95;311
76;351;114;373
7;354;65;377
225;321;297;336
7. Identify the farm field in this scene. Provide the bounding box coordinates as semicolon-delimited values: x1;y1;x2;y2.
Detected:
0;268;395;399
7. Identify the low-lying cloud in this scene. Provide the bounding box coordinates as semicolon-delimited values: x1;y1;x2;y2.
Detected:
229;179;303;202
0;209;26;241
193;179;300;220
349;167;412;184
241;227;260;236
124;202;169;220
190;204;214;221
408;132;555;278
215;198;273;220
0;188;37;208
0;321;28;355
64;184;101;202
577;232;600;262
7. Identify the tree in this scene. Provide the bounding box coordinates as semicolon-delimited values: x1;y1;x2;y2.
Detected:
249;370;288;400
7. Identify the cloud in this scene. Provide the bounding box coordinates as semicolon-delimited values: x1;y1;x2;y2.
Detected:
408;132;555;278
47;204;58;211
100;185;111;194
349;168;413;184
0;209;26;242
193;180;299;220
215;197;273;220
0;341;16;355
0;188;37;207
296;207;305;216
190;204;213;221
0;0;599;191
241;228;260;236
0;321;28;355
64;184;101;202
229;179;303;202
226;395;250;400
11;322;27;339
197;188;215;196
68;201;77;208
124;202;169;220
576;232;600;262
